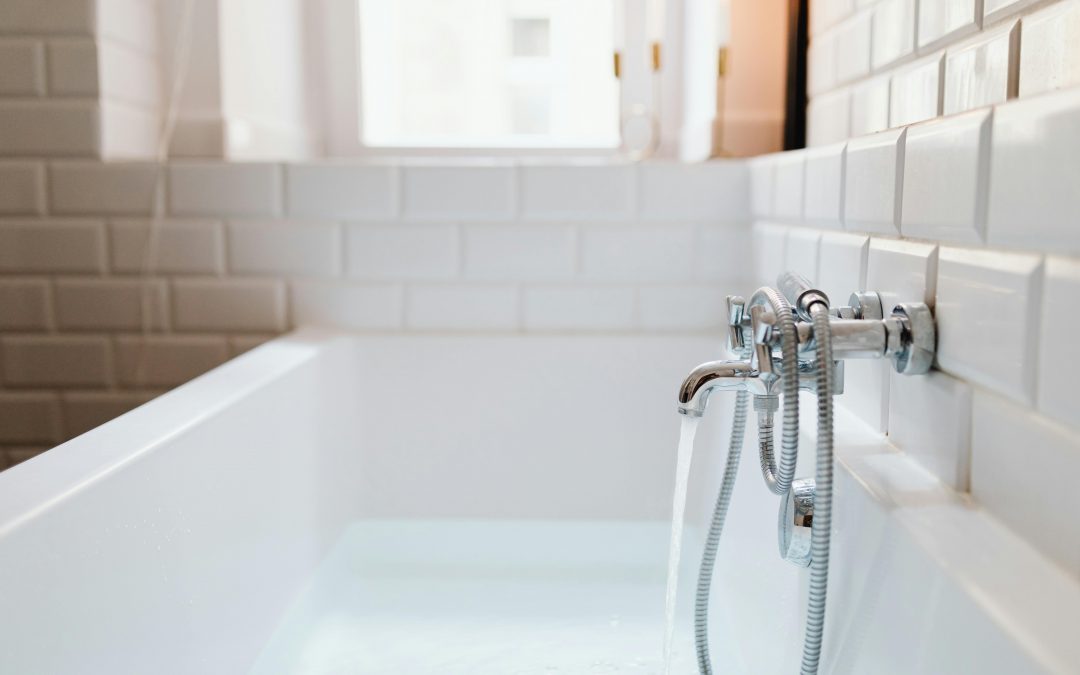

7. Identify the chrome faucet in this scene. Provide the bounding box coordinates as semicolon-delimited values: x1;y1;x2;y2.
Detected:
678;274;934;418
677;296;767;416
676;288;857;418
676;272;937;675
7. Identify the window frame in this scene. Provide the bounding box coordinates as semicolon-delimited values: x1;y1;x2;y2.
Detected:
317;0;678;158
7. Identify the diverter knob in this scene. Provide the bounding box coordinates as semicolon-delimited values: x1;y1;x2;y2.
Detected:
779;478;815;567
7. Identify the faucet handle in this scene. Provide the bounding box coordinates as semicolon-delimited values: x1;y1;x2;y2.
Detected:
748;304;777;375
726;295;747;352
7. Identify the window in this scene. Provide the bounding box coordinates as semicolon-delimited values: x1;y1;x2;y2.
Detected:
355;0;620;150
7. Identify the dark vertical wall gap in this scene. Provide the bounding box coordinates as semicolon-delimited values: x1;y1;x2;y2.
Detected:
784;0;809;150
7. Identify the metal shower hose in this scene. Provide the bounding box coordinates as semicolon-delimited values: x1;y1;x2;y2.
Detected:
692;296;835;675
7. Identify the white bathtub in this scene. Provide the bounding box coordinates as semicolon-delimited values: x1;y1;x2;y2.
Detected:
1;330;1077;674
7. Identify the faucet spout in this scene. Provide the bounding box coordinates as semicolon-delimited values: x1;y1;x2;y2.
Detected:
677;359;761;417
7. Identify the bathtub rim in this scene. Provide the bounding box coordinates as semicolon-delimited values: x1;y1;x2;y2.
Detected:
0;328;350;539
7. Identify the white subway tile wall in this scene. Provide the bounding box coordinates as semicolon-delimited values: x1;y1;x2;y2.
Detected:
844;128;905;234
972;390;1080;576
60;391;154;438
519;165;633;220
900;109;991;244
772;151;806;221
749;156;775;218
169;163;281;217
0;219;106;273
803;143;846;225
54;278;167;330
918;0;981;50
809;37;837;95
226;220;341;278
889;54;945;127
46;39;98;96
817;232;868;303
400;165;515;221
988;87;1080;253
835;11;873;84
637;162;750;221
752;222;790;287
1037;257;1080;429
888;370;973;491
0;391;62;445
579;224;698;282
0;0;97;35
984;0;1039;21
523;286;637;331
285;164;397;219
0;162;44;214
289;281;403;331
936;246;1043;405
108;219;224;275
850;74;892;136
809;0;1080;149
807;87;853;146
942;21;1019;115
345;222;459;281
0;279;51;330
406;285;519;331
171;278;287;333
463;224;577;281
0;39;45;95
0;0;158;160
1;335;111;388
755;39;1080;570
785;228;821;282
865;237;938;311
638;285;727;331
112;335;229;388
50;161;159;214
1018;0;1080;97
870;0;916;69
0;101;100;156
0;160;750;468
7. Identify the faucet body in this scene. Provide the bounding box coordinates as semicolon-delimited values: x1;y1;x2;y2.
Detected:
689;277;934;400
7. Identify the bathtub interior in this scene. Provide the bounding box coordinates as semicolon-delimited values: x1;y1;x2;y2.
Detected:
1;330;1079;674
0;330;734;674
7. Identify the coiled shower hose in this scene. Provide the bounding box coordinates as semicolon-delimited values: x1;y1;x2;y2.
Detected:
749;288;800;496
692;296;835;675
693;389;747;674
799;304;835;675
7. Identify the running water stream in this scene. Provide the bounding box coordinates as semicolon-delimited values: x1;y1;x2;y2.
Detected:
662;415;701;674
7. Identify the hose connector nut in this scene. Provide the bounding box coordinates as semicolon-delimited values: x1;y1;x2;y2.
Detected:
777;272;830;321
